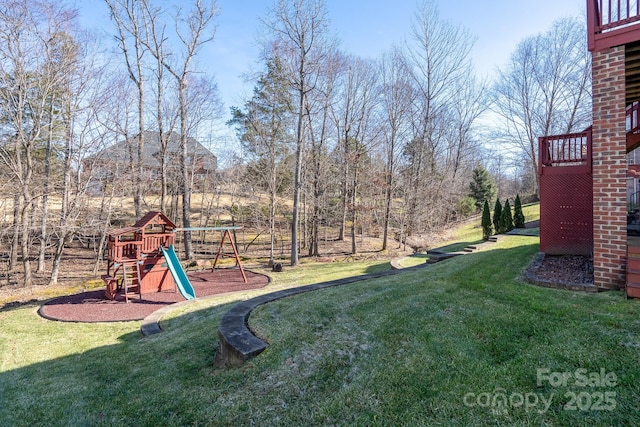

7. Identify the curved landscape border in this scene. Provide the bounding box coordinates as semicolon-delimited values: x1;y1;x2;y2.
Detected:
213;265;427;367
150;233;558;367
214;238;508;367
37;268;271;324
213;225;567;367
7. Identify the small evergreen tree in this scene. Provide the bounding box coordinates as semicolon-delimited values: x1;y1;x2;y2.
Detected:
501;199;514;233
456;196;476;218
481;200;492;241
513;194;526;228
493;198;503;234
469;165;496;210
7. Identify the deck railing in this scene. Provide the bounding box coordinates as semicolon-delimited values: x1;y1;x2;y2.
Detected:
628;102;640;134
589;0;640;51
539;127;592;175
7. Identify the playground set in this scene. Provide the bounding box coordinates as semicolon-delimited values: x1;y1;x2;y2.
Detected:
101;211;246;302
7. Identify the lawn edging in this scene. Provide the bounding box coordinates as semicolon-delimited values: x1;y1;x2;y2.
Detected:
214;264;429;368
215;237;512;367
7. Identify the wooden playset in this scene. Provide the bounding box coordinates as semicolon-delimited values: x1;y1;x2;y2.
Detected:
102;211;177;302
186;226;248;283
102;211;248;302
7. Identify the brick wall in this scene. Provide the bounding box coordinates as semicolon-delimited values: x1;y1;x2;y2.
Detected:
592;45;627;289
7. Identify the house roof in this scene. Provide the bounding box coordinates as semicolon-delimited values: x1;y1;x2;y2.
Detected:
91;131;217;171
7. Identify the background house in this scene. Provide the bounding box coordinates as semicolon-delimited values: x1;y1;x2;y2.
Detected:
86;131;217;194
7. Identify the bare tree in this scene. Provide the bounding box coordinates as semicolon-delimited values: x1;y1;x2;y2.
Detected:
106;0;148;221
264;0;331;266
305;49;342;256
401;0;476;235
140;0;179;213
48;31;109;285
331;55;380;254
89;73;138;269
47;31;81;285
38;42;65;273
0;0;80;286
379;47;413;250
152;0;219;260
491;17;591;194
446;74;487;181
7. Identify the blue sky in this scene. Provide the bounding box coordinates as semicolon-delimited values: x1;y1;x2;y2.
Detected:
209;0;586;109
78;0;585;113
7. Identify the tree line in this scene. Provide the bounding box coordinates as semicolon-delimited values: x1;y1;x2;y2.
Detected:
0;0;591;286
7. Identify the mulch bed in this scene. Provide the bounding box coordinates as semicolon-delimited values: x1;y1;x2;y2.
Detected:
38;268;270;323
532;254;594;284
524;253;596;291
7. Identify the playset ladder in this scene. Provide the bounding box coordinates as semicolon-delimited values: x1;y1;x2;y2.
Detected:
212;229;247;283
121;259;143;302
102;259;143;303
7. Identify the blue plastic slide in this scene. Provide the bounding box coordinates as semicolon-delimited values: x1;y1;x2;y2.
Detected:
160;245;196;300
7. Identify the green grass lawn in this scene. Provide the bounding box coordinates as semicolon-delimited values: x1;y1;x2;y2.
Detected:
3;220;640;425
432;202;541;254
399;202;541;266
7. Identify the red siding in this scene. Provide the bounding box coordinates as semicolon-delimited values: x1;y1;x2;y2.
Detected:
539;129;593;256
540;172;593;255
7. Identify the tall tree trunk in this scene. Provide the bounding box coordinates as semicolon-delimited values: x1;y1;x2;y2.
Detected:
49;104;73;285
49;234;69;285
291;90;305;266
309;143;321;257
269;184;276;266
382;169;393;251
160;136;168;212
20;201;32;287
135;114;144;221
93;180;116;275
179;87;192;260
19;129;34;286
10;192;20;271
20;151;33;287
38;105;54;273
339;136;349;241
350;164;358;255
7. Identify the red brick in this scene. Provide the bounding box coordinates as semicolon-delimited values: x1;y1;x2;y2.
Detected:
592;46;626;290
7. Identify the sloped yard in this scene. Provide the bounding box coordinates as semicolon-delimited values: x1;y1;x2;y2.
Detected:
1;233;639;425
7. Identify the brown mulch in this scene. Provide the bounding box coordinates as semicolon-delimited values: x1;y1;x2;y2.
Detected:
38;268;270;323
525;253;594;288
533;255;594;284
